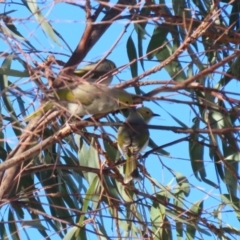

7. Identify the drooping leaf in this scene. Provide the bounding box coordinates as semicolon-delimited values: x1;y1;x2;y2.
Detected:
22;0;61;45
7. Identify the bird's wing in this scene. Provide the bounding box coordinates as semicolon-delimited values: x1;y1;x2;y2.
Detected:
55;85;102;106
117;125;132;155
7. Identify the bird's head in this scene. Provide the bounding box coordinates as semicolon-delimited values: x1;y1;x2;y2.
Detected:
74;59;116;78
118;91;134;109
137;107;160;123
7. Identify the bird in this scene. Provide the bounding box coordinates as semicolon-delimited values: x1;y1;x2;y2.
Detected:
25;83;134;121
117;107;159;184
73;59;116;85
49;58;116;89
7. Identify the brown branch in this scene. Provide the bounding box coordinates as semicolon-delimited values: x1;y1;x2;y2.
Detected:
63;0;130;71
1;119;240;176
146;0;240;44
62;1;94;71
0;110;60;200
117;11;219;89
0;116;41;200
143;50;240;98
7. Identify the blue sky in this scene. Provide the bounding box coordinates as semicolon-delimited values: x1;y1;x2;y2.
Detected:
1;1;240;239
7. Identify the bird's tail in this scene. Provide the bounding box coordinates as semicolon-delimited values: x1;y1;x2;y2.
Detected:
24;101;54;121
124;155;141;184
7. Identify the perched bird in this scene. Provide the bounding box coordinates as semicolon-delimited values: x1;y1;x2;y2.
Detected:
73;59;116;85
25;83;133;121
50;59;116;89
117;107;159;184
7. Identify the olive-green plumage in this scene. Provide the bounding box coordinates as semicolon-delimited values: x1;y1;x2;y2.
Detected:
53;83;133;116
24;59;134;121
73;59;116;85
25;83;133;121
117;107;159;183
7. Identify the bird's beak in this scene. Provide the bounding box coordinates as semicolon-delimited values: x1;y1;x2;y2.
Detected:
152;113;160;117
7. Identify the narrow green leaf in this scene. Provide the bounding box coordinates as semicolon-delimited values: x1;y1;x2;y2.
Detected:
189;118;218;187
166;110;188;128
135;4;151;69
88;140;100;183
172;0;190;17
210;111;225;129
162;216;173;240
230;2;240;30
127;35;138;77
222;226;240;235
189;118;205;181
8;209;20;240
63;226;78;240
22;221;48;231
118;220;138;238
217;56;240;88
0;112;5;158
190;200;203;215
22;0;60;45
174;192;185;240
223;145;238;197
26;198;52;238
173;172;190;196
147;26;169;60
166;209;193;225
77;176;99;233
189;138;204;181
97;220;111;240
210;144;224;181
3;18;36;49
137;32;144;71
0;24;25;40
221;194;240;221
0;56;22;137
186;201;204;240
0;217;7;239
150;200;166;240
115;179;133;202
79;141;99;184
148;138;170;156
103;139;118;161
155;44;186;81
103;175;121;201
0;68;29;77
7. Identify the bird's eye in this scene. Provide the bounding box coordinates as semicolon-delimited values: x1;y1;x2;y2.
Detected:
146;111;150;114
